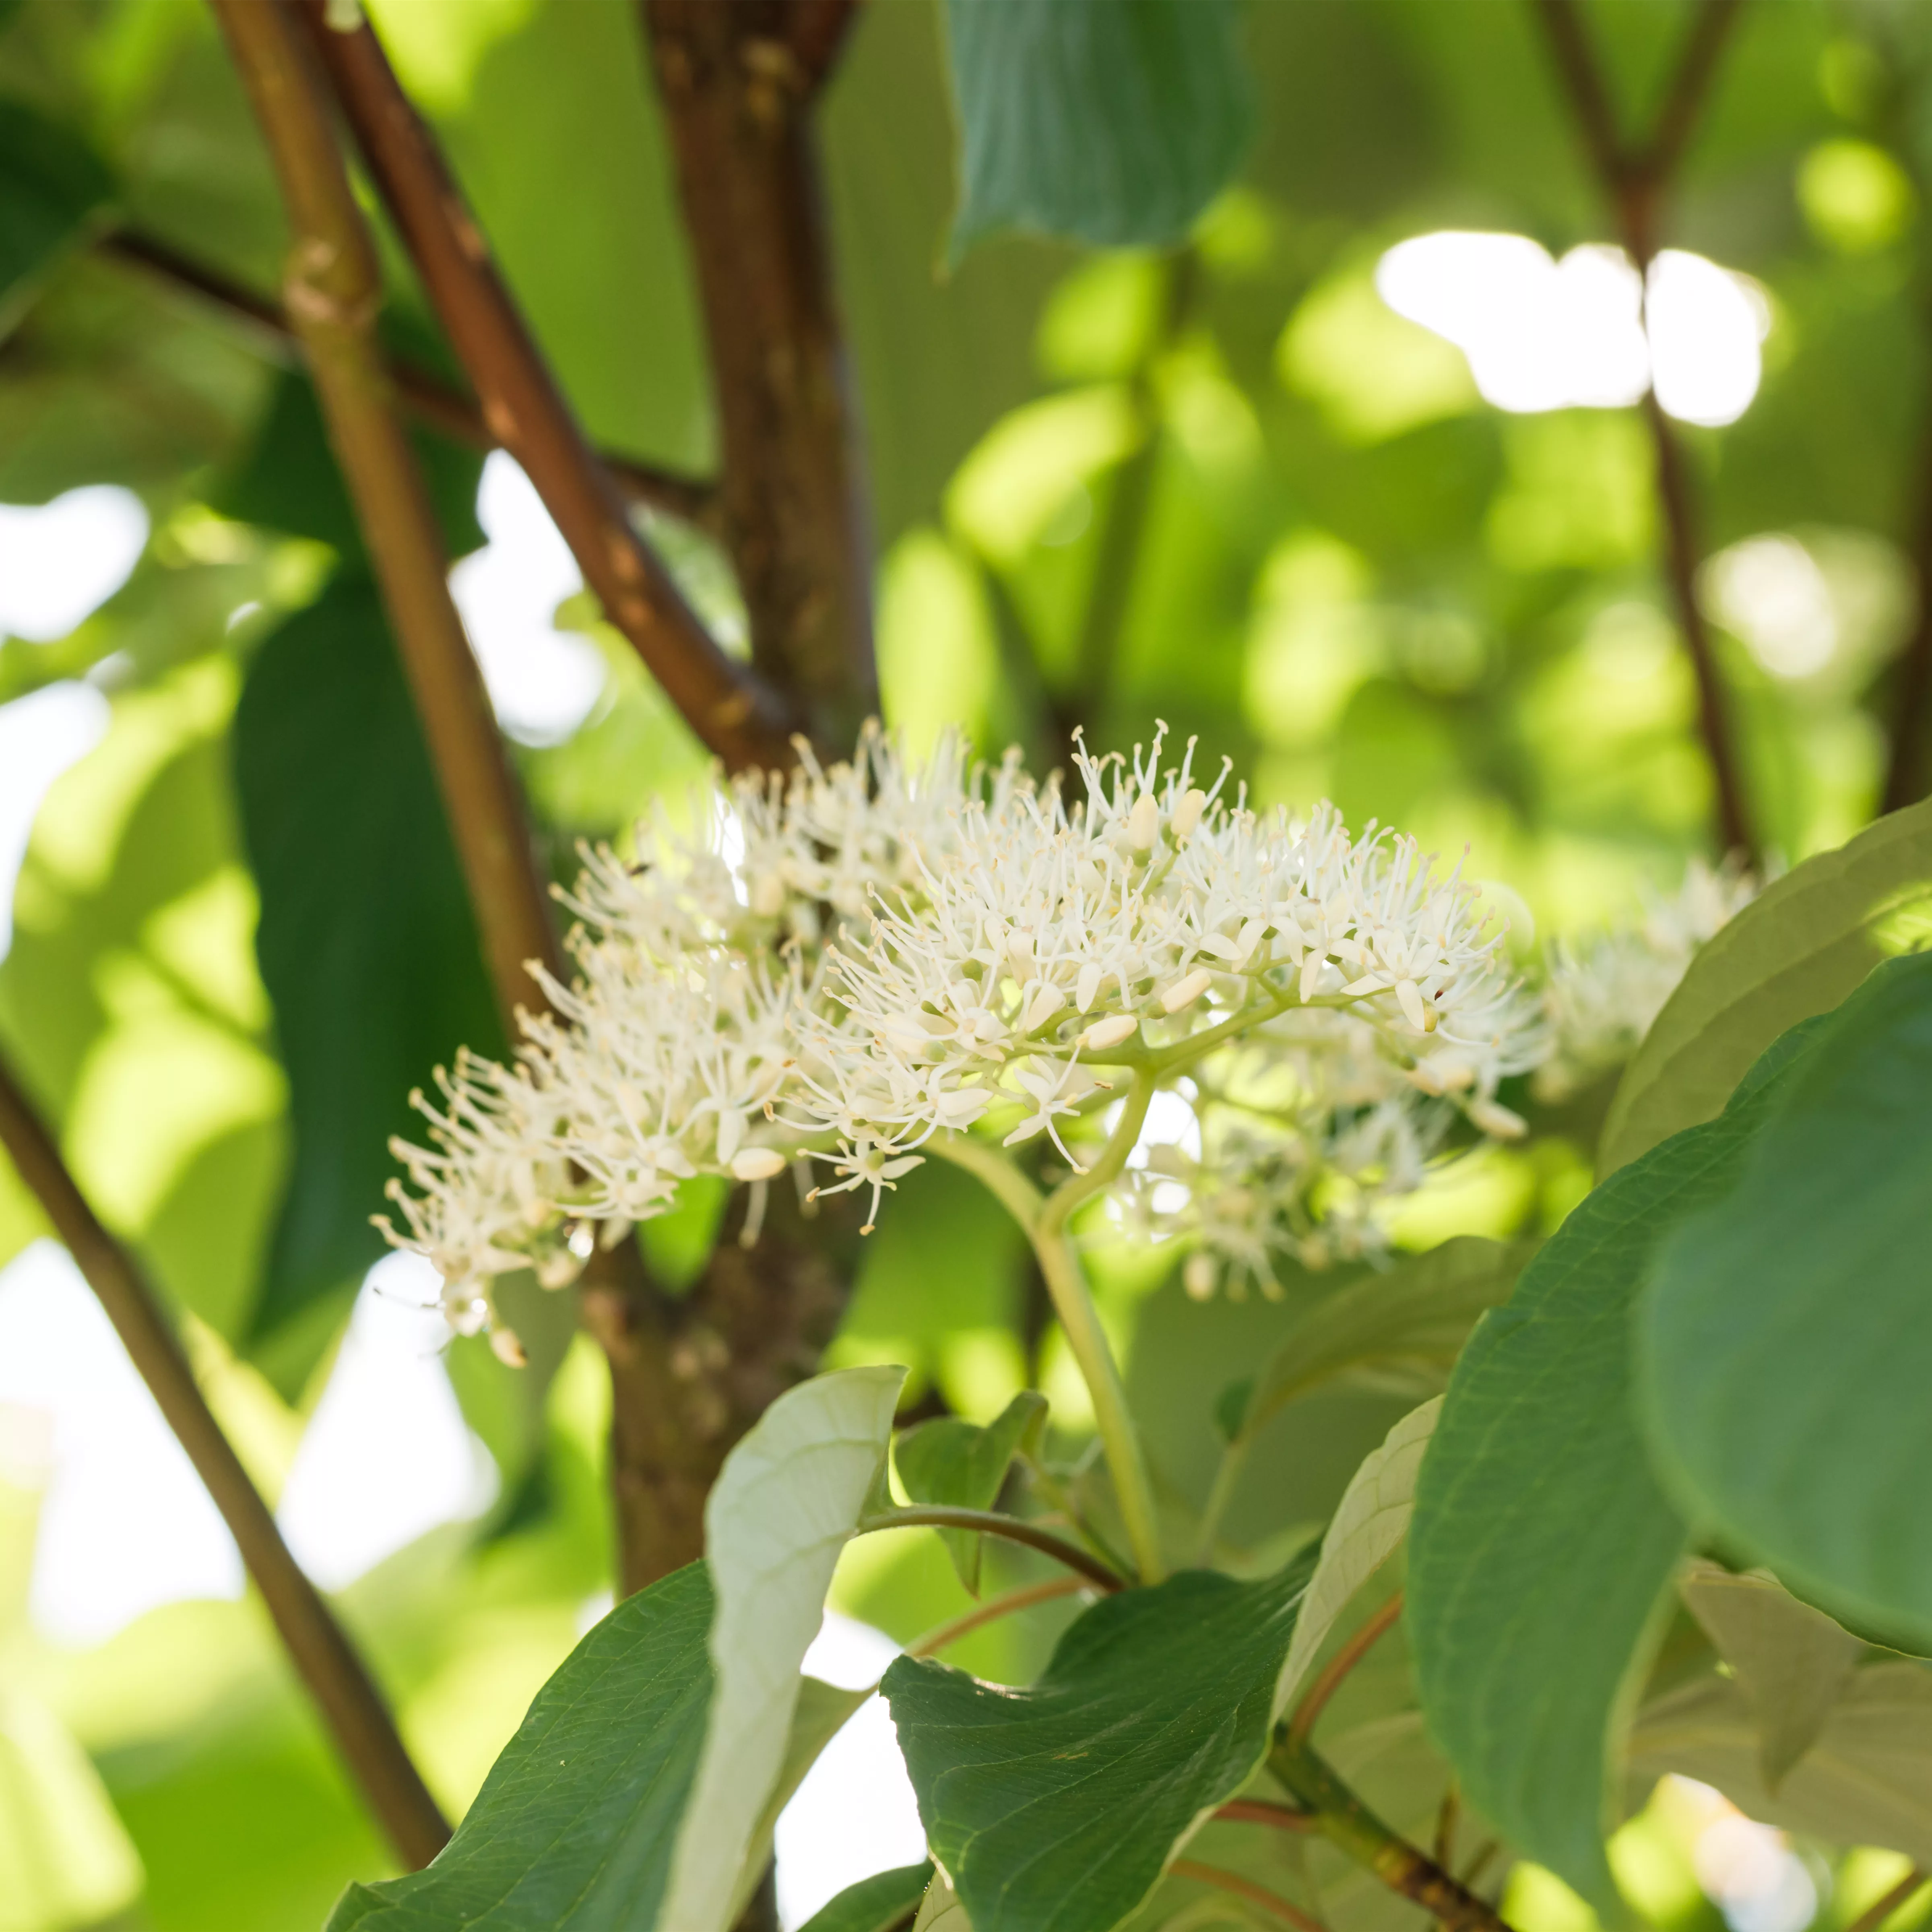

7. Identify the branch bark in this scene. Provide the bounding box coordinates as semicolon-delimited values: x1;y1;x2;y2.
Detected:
642;0;877;748
208;0;564;1021
578;1179;858;1593
101;228;721;532
291;0;795;770
0;1052;450;1870
1529;0;1757;862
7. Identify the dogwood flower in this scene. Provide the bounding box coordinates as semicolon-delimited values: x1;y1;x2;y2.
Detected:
379;722;1550;1334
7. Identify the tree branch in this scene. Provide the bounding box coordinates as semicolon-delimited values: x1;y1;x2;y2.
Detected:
1528;0;1757;862
642;0;878;748
1271;1735;1520;1932
0;1052;449;1868
787;0;865;96
101;229;722;530
1641;0;1747;190
291;0;795;771
209;0;564;1020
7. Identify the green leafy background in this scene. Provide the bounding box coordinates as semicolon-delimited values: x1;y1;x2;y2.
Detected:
2;0;1931;1929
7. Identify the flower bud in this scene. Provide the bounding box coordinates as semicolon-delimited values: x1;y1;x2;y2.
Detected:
1467;1098;1527;1140
1183;1252;1218;1301
731;1147;788;1181
1162;967;1214;1013
1080;1013;1139;1051
1128;792;1160;851
1171;788;1208;840
490;1325;528;1368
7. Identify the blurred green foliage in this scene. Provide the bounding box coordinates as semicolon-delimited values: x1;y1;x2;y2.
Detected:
1;0;1931;1926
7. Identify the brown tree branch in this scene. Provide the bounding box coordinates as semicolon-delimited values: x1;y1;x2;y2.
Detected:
0;1053;450;1869
292;0;795;771
101;229;722;531
1529;0;1758;862
642;0;877;749
1643;0;1747;188
208;0;564;1021
787;0;866;96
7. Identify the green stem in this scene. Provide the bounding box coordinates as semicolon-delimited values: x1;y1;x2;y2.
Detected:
933;1080;1168;1585
857;1507;1126;1592
1269;1734;1517;1932
1194;1435;1252;1566
1035;1069;1166;1584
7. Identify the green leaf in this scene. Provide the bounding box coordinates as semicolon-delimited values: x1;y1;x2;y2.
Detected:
1678;1561;1864;1792
912;1869;968;1932
1630;1663;1932;1868
895;1390;1047;1592
234;574;503;1354
1273;1399;1438;1723
883;1556;1312;1932
941;0;1253;258
217;368;486;562
663;1365;907;1932
1599;797;1932;1175
1639;953;1932;1649
1407;1044;1822;1911
1240;1238;1534;1443
798;1864;936;1932
324;1561;714;1931
0;99;113;315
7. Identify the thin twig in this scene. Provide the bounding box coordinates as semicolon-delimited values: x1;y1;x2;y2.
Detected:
208;0;562;1021
1641;0;1748;190
1847;1869;1932;1932
1288;1592;1405;1744
293;0;794;771
1170;1861;1330;1932
1434;1783;1461;1873
1270;1735;1521;1932
0;1053;450;1868
1217;1798;1321;1834
1527;0;1757;863
858;1507;1128;1593
99;229;722;530
904;1574;1092;1659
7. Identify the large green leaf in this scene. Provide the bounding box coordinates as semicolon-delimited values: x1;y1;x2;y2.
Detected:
1273;1399;1437;1723
1238;1238;1533;1442
882;1556;1311;1932
895;1390;1046;1593
1598;798;1932;1175
325;1562;714;1932
663;1365;907;1932
233;574;503;1352
1678;1562;1864;1792
0;97;113;314
1630;1664;1932;1868
941;0;1253;257
1407;1036;1825;1911
1639;954;1932;1648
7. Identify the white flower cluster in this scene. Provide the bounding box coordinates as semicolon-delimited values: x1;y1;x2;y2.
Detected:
379;724;1546;1336
1536;857;1759;1100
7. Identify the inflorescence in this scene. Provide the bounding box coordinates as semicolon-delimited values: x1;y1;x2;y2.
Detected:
377;724;1743;1340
